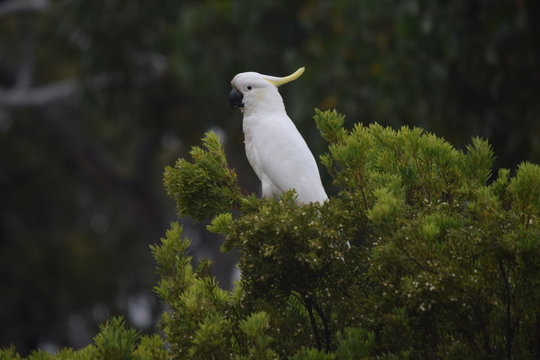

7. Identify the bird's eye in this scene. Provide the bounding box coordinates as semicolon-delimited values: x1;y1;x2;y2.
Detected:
246;85;252;91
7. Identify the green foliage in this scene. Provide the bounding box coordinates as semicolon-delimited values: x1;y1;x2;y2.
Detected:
158;109;540;358
150;222;193;302
93;317;139;360
239;312;278;360
0;318;168;360
313;109;347;144
335;328;375;360
0;347;21;360
290;348;334;360
133;335;168;360
509;162;540;217
164;132;242;221
5;109;540;358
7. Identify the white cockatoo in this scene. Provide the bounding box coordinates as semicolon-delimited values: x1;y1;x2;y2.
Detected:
229;67;327;204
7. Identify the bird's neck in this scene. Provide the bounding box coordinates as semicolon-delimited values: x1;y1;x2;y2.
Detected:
243;90;287;118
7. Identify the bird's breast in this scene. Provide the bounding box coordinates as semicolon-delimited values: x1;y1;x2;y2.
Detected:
242;118;263;175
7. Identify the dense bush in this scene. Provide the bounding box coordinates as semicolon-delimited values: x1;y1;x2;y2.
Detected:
3;109;540;359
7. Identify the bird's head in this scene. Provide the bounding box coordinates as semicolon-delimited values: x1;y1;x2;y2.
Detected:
229;67;305;114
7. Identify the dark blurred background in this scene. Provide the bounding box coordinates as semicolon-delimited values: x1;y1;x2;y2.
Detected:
0;0;539;355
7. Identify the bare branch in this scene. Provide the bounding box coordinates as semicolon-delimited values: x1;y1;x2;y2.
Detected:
0;80;77;107
0;74;117;108
0;0;49;16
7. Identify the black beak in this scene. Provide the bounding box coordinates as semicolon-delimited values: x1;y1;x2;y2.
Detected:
229;88;244;108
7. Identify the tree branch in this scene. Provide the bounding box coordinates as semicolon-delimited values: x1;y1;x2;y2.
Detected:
305;297;322;351
0;75;116;108
0;80;78;107
313;300;332;352
0;0;49;16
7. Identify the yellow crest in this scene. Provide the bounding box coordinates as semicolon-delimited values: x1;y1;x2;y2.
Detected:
264;67;305;87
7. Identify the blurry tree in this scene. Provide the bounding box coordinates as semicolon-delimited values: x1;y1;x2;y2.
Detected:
0;0;538;354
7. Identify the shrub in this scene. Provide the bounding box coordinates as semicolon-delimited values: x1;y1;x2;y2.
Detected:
3;109;540;359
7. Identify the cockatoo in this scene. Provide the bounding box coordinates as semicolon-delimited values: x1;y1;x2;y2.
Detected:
229;67;327;204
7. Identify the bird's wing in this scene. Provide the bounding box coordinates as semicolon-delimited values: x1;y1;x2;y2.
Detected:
251;115;327;203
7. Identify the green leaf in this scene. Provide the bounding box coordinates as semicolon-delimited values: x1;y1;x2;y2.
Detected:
93;317;139;360
163;131;242;221
207;212;234;235
509;162;540;216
